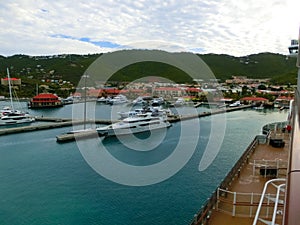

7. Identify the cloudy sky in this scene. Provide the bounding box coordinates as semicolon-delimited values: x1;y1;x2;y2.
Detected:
0;0;299;56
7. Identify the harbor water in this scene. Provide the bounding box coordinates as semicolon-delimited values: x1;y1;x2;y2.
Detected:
0;101;288;225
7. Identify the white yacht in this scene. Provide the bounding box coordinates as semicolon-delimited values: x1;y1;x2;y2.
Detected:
173;98;186;107
118;108;146;119
150;97;164;107
131;96;148;106
96;112;171;137
118;106;173;119
0;110;35;126
107;94;128;105
0;69;35;126
97;96;111;104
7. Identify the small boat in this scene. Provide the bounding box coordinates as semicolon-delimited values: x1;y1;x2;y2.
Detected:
229;101;241;107
118;106;173;119
131;96;148;106
96;112;171;137
0;69;35;126
173;98;186;107
253;104;264;110
118;108;146;119
150;97;164;107
97;96;111;104
107;94;128;105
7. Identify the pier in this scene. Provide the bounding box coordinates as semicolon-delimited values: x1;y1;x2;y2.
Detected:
0;105;252;142
0;117;114;136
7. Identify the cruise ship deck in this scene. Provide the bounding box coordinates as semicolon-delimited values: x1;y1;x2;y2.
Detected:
207;126;290;225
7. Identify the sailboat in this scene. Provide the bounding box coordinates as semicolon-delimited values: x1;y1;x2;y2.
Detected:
0;68;35;126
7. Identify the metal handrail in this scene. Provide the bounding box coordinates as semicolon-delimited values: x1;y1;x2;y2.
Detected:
252;178;286;225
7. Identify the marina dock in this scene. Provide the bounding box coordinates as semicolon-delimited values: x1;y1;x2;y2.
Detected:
0;105;252;142
0;117;113;136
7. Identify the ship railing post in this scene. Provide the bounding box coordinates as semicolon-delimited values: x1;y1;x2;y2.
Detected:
264;165;267;178
250;192;254;217
193;214;198;224
277;160;279;177
216;188;219;210
232;191;236;216
266;193;270;218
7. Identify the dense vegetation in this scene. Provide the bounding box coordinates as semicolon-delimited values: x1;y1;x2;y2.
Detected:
0;51;297;98
199;53;297;84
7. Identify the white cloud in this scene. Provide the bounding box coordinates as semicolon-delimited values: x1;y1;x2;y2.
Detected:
0;0;299;56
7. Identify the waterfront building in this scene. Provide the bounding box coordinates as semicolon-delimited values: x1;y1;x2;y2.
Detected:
28;93;63;108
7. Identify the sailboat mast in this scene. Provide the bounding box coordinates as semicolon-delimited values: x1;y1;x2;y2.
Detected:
7;68;14;111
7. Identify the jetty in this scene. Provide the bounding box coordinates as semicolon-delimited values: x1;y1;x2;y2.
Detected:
0;117;114;136
0;105;252;142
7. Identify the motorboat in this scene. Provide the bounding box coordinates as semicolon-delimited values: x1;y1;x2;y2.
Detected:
118;108;146;119
0;69;35;126
107;94;128;105
97;96;111;104
150;97;164;107
229;101;241;107
96;112;171;137
173;98;186;107
118;106;174;119
253;104;264;110
131;96;148;106
0;110;35;126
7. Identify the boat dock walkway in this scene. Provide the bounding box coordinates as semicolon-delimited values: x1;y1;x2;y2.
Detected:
0;105;252;142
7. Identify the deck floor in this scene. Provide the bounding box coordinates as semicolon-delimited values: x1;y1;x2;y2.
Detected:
207;130;290;225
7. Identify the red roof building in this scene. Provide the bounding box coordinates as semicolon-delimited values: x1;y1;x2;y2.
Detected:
29;93;63;108
1;77;21;86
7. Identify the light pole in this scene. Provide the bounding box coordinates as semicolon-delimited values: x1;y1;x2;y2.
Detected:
82;74;89;130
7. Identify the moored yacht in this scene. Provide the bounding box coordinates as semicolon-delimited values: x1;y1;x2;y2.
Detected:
107;94;128;105
96;112;171;137
0;110;35;126
0;68;35;126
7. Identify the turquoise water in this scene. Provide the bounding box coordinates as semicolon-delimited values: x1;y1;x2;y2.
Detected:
0;101;288;225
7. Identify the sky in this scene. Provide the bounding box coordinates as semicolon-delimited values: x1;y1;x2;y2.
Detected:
0;0;299;57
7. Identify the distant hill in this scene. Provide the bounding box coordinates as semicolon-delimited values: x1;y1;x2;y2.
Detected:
0;52;297;88
199;53;297;84
0;54;101;84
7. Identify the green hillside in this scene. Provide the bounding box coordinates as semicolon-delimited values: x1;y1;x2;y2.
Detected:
199;53;297;84
0;51;298;97
0;54;100;84
109;61;193;83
